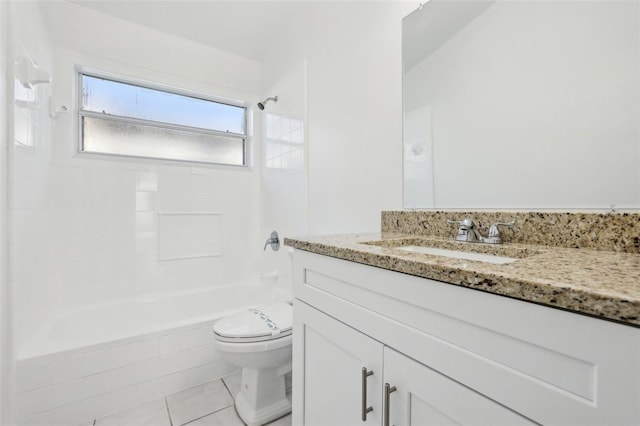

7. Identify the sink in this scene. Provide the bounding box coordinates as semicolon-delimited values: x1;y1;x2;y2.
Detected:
361;237;540;264
396;245;517;264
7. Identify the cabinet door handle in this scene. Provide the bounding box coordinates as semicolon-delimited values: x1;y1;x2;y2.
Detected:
361;367;374;421
383;383;397;426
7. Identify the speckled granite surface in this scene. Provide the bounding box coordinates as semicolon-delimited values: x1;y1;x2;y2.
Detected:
285;211;640;327
382;211;640;253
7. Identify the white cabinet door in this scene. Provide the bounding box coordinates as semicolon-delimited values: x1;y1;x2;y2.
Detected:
383;347;537;426
294;301;384;426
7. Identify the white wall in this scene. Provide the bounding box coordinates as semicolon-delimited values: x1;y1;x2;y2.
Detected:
405;1;640;209
263;2;404;235
10;1;265;361
8;3;55;416
260;56;308;293
0;0;11;423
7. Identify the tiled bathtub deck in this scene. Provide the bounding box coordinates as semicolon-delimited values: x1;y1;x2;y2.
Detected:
88;372;291;426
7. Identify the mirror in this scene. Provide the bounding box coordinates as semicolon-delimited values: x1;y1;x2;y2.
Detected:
403;0;640;209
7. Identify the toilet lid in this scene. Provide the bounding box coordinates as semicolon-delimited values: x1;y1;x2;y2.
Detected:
213;303;292;342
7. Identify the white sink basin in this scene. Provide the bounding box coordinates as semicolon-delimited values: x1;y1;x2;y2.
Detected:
397;245;518;264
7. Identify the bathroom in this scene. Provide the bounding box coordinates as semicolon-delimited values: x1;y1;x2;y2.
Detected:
1;1;639;426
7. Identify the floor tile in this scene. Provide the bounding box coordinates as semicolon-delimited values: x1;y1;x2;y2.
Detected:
95;399;170;426
181;406;244;426
167;380;234;426
221;372;241;400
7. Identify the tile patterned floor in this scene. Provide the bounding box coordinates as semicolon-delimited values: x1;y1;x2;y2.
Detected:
91;372;292;426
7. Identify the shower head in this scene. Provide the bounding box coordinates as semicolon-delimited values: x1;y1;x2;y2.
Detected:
258;96;278;110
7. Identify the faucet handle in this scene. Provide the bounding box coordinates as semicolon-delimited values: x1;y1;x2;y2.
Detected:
485;221;515;244
447;218;478;242
447;217;475;230
263;230;280;251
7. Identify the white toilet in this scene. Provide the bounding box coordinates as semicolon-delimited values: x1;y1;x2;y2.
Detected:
213;302;293;426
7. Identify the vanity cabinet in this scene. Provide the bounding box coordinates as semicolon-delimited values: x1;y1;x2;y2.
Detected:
295;301;383;426
291;249;640;425
296;301;535;426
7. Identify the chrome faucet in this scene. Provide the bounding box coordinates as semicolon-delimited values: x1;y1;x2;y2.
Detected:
447;218;514;244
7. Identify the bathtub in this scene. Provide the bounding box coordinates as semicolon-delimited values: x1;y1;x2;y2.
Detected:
15;280;292;426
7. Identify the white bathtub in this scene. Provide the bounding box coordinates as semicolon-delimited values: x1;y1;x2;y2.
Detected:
15;280;292;426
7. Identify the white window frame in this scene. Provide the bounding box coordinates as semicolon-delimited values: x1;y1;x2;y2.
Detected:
76;66;249;167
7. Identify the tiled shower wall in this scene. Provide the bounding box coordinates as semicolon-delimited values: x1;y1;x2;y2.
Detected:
260;59;308;291
9;0;55;367
8;0;263;408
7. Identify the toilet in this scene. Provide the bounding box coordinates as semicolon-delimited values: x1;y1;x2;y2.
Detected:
213;302;293;426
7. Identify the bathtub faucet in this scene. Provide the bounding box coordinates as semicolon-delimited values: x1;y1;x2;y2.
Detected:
264;231;280;251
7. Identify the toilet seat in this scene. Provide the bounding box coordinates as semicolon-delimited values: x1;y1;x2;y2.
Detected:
212;302;293;426
213;303;292;343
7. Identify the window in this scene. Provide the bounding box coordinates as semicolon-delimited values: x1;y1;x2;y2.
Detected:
78;70;247;166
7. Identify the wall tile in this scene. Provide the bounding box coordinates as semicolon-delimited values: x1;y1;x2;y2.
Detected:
10;210;52;247
136;171;158;192
160;345;216;376
107;384;141;417
9;172;49;211
82;349;113;376
135;191;156;212
82;393;113;422
51;401;84;426
135;212;157;233
110;359;161;390
107;342;134;370
52;354;86;383
108;209;135;236
52;378;83;408
18;410;52;426
109;170;136;211
17;361;52;392
82;371;111;399
134;377;166;405
50;208;85;236
158;213;221;260
18;386;52;418
130;337;159;363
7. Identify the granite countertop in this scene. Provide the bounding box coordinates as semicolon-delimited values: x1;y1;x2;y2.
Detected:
284;231;640;327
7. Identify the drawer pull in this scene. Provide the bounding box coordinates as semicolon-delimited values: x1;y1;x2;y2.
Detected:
361;367;374;421
384;383;397;426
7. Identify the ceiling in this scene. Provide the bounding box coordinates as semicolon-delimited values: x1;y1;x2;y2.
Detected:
69;0;303;61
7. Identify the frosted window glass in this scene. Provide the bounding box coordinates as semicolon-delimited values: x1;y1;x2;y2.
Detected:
82;117;244;165
78;70;247;165
81;74;245;134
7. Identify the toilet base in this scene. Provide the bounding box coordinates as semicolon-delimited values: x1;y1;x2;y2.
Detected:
234;365;292;426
